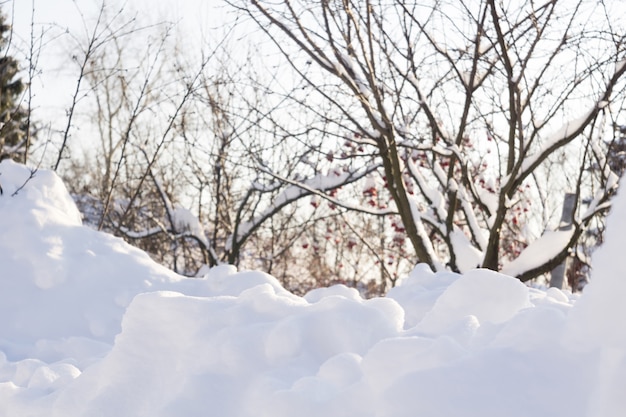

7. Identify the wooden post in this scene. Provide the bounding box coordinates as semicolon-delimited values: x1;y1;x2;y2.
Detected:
549;193;576;289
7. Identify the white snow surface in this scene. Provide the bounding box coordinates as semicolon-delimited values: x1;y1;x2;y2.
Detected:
0;159;625;416
501;229;574;277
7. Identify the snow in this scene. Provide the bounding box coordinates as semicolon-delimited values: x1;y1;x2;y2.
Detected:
172;206;209;246
565;185;626;352
517;110;592;180
615;58;626;76
501;229;574;277
403;268;531;342
449;229;483;272
1;159;626;416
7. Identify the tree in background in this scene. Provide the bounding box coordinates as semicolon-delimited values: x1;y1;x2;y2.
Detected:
0;11;30;162
234;0;626;283
16;0;626;294
52;2;376;284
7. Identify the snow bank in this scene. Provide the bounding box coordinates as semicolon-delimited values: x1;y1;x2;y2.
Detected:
0;160;188;356
564;184;626;416
566;185;626;350
0;160;625;416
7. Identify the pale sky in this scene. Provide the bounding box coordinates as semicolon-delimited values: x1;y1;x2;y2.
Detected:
8;0;224;38
4;0;235;154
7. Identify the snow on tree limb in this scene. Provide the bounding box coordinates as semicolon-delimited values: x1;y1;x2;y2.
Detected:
501;229;575;279
515;110;594;183
226;164;381;253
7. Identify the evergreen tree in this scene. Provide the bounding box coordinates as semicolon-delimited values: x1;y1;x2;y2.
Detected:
0;11;30;162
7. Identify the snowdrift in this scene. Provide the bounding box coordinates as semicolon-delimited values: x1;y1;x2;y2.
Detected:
0;159;624;416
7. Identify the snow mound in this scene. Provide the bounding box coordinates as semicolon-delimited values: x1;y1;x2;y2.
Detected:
413;269;531;336
0;161;198;358
566;185;626;350
0;160;625;416
564;185;626;416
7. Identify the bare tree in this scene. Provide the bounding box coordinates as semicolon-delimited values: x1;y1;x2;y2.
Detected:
229;0;626;282
47;0;626;290
54;5;377;281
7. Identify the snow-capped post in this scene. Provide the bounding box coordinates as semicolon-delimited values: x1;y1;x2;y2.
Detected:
549;193;576;289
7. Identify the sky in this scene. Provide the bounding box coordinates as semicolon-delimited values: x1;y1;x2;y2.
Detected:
4;0;238;164
5;0;230;113
7;0;221;37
